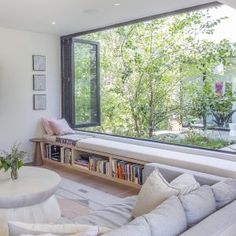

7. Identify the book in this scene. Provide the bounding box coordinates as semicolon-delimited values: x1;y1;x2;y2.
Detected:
64;148;72;164
111;159;144;185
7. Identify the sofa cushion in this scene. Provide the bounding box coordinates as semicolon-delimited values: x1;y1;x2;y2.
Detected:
132;169;179;217
179;185;216;226
180;200;236;236
75;196;136;229
21;229;100;236
144;196;187;236
8;221;109;236
102;215;151;236
170;173;200;195
20;228;102;236
104;196;187;236
212;178;236;209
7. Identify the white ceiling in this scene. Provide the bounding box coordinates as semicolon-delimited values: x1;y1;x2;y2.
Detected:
0;0;218;36
220;0;236;8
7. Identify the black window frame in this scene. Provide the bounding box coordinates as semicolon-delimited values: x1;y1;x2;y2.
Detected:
61;37;101;128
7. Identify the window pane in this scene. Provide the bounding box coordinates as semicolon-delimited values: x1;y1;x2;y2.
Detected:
74;40;100;126
75;4;236;154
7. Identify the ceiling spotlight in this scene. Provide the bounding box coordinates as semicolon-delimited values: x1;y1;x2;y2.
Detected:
114;3;121;6
51;21;56;25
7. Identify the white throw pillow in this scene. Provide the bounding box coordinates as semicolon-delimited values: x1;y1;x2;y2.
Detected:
105;196;187;236
21;228;99;236
179;185;216;226
8;222;110;236
170;173;200;195
132;169;179;218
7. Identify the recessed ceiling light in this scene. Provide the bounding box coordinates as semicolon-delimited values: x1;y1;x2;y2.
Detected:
51;21;56;25
114;3;121;6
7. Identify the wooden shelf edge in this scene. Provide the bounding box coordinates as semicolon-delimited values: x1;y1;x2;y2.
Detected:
43;158;142;189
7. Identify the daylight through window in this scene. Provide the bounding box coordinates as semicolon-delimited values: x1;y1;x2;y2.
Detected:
62;3;236;153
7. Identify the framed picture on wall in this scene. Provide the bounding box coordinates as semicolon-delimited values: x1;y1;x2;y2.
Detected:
33;55;46;71
33;94;47;110
33;75;46;91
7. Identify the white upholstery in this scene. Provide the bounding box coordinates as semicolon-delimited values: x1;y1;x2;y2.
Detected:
8;221;110;236
143;163;225;186
1;196;61;236
181;200;236;236
132;169;179;217
77;138;236;178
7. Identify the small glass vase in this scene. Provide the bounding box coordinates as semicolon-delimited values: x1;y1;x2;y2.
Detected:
10;167;18;180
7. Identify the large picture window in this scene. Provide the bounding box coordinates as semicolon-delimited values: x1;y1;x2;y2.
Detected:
62;3;236;154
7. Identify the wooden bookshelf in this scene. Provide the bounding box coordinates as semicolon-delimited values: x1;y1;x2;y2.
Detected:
40;141;146;189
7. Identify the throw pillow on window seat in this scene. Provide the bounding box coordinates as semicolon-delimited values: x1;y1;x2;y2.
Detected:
132;170;200;218
49;118;75;135
42;118;56;136
42;118;75;136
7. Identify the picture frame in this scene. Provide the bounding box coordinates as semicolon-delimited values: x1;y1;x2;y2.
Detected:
33;94;47;110
33;55;46;71
33;75;46;91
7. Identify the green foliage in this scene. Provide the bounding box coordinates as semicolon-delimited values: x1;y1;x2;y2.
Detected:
178;131;231;149
209;92;236;128
76;6;236;149
156;130;231;149
0;144;25;173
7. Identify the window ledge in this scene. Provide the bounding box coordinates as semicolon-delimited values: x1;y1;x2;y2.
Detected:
76;132;236;179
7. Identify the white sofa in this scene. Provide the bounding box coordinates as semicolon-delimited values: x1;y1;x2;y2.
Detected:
75;163;236;236
7;163;236;236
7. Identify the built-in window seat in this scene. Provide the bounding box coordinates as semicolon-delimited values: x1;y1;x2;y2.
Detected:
42;134;236;179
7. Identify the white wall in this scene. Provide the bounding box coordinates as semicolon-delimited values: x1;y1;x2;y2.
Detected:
0;27;61;161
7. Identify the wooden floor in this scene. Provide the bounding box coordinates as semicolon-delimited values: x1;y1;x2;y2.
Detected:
43;162;139;198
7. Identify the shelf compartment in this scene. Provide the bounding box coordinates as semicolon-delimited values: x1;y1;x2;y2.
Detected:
111;159;144;185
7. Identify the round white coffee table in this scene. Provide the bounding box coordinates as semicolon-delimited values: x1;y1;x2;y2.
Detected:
0;166;61;235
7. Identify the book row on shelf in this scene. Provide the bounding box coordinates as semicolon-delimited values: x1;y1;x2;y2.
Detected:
44;144;72;164
89;156;110;176
112;159;144;185
74;154;109;176
44;144;110;176
44;143;144;185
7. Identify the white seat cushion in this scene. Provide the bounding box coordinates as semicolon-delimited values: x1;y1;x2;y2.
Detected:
77;138;236;179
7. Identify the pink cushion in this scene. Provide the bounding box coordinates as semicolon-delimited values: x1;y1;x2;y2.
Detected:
42;118;55;135
49;118;75;135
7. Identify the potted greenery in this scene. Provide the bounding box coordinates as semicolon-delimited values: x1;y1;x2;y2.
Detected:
0;144;25;180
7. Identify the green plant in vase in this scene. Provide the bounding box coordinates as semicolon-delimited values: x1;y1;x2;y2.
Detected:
0;144;26;180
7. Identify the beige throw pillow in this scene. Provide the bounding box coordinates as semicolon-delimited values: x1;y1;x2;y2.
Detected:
132;169;179;218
